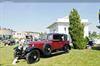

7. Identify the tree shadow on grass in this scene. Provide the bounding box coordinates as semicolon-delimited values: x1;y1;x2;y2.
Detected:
0;64;3;66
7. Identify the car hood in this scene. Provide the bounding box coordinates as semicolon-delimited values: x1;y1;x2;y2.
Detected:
30;40;48;48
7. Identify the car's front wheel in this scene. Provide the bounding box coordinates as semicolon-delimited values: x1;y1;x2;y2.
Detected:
26;50;40;64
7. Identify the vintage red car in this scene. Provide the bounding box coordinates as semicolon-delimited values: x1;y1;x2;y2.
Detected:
14;33;71;64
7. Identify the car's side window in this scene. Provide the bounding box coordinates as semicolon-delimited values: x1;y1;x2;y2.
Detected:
47;35;53;40
47;34;67;41
53;34;62;41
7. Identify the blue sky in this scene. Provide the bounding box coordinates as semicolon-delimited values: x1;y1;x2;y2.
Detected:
0;2;100;33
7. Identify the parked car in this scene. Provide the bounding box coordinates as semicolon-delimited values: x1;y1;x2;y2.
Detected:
3;39;15;46
14;33;71;64
92;38;100;45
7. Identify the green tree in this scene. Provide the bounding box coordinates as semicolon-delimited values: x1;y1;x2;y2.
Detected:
69;8;87;49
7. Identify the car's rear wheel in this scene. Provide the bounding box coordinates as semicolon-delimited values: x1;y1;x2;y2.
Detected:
43;45;52;56
26;50;40;64
63;45;69;53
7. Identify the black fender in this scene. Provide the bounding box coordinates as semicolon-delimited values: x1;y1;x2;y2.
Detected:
43;44;52;51
25;47;42;55
25;47;35;52
42;44;52;56
43;44;52;49
67;44;71;50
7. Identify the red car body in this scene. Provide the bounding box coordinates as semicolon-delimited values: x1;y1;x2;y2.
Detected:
31;40;69;50
29;33;70;55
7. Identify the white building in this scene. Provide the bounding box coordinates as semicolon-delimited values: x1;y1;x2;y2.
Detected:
47;16;89;37
0;27;13;39
13;31;40;41
0;28;13;35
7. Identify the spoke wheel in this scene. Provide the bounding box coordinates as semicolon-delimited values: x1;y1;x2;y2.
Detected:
26;50;40;64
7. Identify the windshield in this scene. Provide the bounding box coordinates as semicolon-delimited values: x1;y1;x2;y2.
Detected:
39;34;47;40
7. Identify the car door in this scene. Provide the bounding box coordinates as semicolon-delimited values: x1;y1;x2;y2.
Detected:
52;34;62;49
55;34;68;49
58;34;65;48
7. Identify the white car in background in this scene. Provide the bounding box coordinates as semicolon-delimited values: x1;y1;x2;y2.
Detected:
93;38;100;45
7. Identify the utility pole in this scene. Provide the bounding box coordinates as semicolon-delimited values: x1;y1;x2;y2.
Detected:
97;9;100;29
99;9;100;23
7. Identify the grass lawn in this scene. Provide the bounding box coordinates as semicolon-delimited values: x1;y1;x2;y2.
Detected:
0;44;100;66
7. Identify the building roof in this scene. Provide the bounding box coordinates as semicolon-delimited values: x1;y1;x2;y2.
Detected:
47;16;89;28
